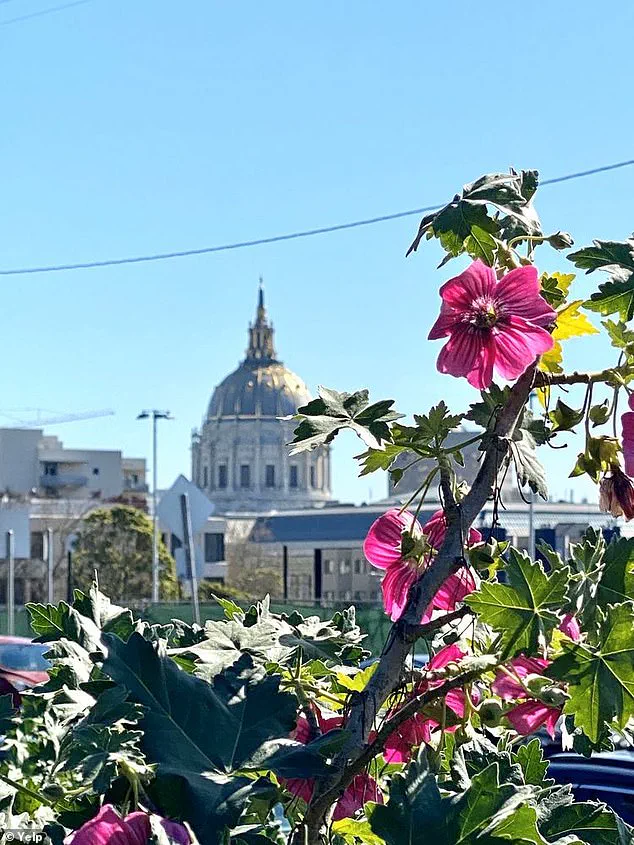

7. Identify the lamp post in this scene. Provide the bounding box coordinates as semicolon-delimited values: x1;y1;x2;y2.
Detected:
137;410;172;603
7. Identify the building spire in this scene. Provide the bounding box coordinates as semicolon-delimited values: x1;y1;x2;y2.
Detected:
246;277;277;362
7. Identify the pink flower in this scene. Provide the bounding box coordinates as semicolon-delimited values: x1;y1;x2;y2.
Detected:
599;467;634;520
428;261;556;389
559;614;581;642
366;509;481;624
492;655;549;701
283;710;383;819
64;805;189;845
622;394;634;477
384;644;471;762
492;655;561;739
363;508;422;569
506;700;560;738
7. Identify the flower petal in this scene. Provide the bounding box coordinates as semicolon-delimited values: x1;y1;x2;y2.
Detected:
506;700;560;738
437;326;496;389
492;315;553;381
363;508;421;569
382;562;418;621
438;260;496;309
492;655;550;700
333;773;383;820
428;302;460;340
65;806;138;845
494;266;556;327
559;614;581;642
431;567;477;613
428;643;467;670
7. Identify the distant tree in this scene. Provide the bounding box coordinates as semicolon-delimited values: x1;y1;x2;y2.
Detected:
72;505;178;602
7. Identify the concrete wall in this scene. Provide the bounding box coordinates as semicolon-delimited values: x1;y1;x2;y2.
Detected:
0;429;42;494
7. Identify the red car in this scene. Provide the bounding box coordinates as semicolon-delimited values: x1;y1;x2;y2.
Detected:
0;636;50;700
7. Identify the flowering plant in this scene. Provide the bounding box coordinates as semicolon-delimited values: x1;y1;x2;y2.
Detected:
3;169;634;845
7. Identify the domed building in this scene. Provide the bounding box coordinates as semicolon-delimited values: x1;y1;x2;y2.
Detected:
192;285;331;512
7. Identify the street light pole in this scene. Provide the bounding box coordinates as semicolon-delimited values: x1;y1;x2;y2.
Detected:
137;409;172;603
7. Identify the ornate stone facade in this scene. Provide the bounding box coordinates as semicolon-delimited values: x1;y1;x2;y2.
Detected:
192;286;331;512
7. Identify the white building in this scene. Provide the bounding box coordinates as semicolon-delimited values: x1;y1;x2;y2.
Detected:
192;285;331;512
0;427;146;501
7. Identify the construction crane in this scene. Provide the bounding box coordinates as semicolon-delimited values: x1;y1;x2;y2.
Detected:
0;409;115;428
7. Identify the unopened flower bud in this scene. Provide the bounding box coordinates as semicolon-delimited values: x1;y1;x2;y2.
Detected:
478;699;504;727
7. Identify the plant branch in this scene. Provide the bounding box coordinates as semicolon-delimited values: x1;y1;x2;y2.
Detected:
535;365;634;388
292;363;538;845
304;668;486;820
403;606;472;642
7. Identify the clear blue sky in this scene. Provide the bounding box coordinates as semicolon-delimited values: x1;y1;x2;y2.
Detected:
1;0;633;505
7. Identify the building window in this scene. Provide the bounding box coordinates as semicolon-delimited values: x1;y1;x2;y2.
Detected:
30;532;44;560
43;462;58;476
289;465;298;488
354;591;366;601
204;533;225;563
92;467;100;476
339;559;351;575
310;465;316;488
265;464;275;488
218;464;228;489
203;466;209;488
323;559;333;575
240;464;251;488
344;590;352;601
171;534;182;556
353;558;363;574
323;590;335;601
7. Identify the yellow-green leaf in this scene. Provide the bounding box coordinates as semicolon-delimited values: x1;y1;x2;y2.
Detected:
539;299;599;375
552;299;599;342
335;661;377;692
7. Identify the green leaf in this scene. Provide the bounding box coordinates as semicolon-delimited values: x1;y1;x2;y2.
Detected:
331;818;385;845
464;225;497;265
603;318;634;352
540;272;575;309
467;385;511;429
512;739;549;787
451;764;520;842
511;426;548;499
27;601;103;654
0;694;17;736
465;551;569;657
589;400;611;427
540;801;631;845
413;401;463;442
546;603;634;743
483;804;549;843
171;618;288;679
568;238;634;321
568;239;634;273
585;276;634;321
368;750;447;844
278;607;368;664
407;169;542;265
549;400;584;433
71;585;135;640
356;444;408;477
100;633;331;844
596;536;634;609
289;387;402;454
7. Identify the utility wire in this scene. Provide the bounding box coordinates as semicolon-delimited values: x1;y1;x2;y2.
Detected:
0;0;93;26
1;158;633;276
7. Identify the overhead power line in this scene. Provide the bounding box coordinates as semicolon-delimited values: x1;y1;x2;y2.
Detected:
1;158;633;276
0;0;93;26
